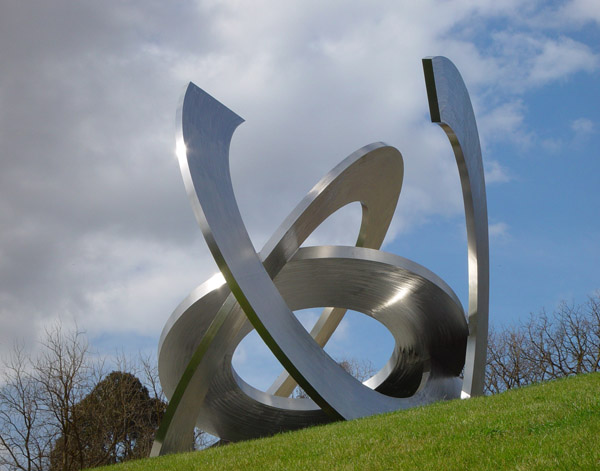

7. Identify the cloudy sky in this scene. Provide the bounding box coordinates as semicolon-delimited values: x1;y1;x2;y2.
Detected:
1;0;598;390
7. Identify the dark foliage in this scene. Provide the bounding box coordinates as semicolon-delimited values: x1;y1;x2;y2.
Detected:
0;326;166;471
48;372;166;471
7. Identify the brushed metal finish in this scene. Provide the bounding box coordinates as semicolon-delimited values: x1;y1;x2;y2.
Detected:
151;56;488;456
160;246;466;445
423;57;489;397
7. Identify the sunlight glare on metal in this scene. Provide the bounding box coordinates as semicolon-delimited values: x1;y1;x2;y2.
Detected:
175;138;186;162
204;272;226;291
151;56;489;456
382;287;410;309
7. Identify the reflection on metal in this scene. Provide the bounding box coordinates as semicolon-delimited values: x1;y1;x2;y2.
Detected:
151;56;488;456
422;57;489;397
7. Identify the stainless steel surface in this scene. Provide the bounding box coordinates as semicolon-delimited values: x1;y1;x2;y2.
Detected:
423;57;489;397
151;56;488;456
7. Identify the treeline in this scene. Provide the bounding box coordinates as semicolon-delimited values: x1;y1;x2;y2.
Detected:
0;326;169;471
485;295;600;394
1;295;599;470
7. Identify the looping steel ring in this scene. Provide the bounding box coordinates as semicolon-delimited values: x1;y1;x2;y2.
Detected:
151;56;488;455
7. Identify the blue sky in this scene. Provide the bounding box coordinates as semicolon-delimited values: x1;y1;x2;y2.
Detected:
0;1;598;391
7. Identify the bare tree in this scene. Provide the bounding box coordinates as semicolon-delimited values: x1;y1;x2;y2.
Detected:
48;371;166;470
32;325;94;471
337;358;376;382
4;296;598;468
138;354;165;407
485;296;600;394
0;345;51;471
485;327;537;394
0;325;167;471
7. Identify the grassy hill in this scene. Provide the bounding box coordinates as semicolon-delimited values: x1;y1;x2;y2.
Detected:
98;373;599;470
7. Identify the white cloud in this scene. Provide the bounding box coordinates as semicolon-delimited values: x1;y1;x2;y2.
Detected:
482;32;599;93
489;222;509;239
528;36;599;84
541;137;563;154
485;160;512;184
561;0;600;25
571;118;594;135
0;0;597;365
479;100;533;148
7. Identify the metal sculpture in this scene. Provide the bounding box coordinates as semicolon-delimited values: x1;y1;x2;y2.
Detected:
151;56;488;456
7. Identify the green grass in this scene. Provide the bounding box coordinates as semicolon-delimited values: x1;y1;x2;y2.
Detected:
97;373;600;470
